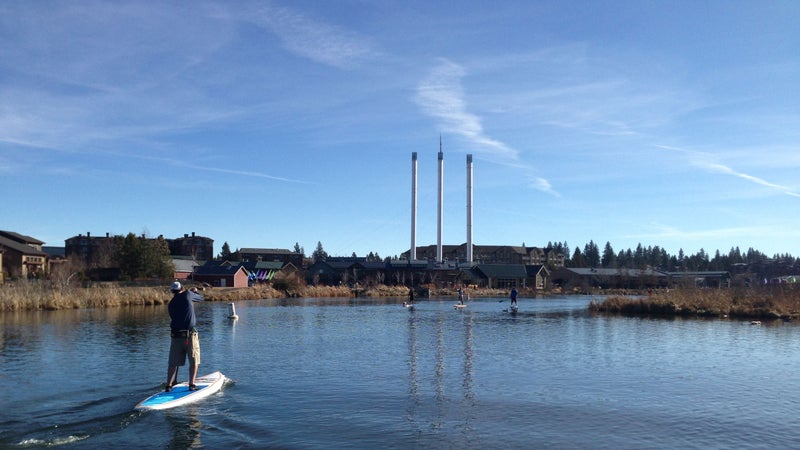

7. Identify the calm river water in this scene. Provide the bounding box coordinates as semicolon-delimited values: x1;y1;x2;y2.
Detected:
2;295;800;449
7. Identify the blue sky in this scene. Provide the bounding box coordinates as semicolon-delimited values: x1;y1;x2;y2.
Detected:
2;0;798;259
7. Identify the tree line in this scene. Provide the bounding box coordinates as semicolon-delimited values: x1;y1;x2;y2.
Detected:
553;240;798;279
214;238;797;280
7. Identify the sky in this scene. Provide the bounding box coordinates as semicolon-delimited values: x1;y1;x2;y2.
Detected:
2;0;799;260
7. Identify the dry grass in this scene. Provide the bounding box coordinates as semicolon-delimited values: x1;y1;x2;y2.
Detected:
0;281;171;311
202;285;285;302
293;284;353;298
361;285;413;297
0;281;356;311
590;286;800;320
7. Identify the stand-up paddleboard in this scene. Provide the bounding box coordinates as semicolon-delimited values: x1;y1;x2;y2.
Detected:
135;371;226;411
403;302;415;310
454;303;466;309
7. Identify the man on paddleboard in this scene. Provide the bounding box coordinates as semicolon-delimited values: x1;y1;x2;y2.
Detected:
166;281;203;392
510;287;518;306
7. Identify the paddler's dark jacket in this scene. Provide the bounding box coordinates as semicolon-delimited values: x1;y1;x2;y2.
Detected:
168;290;203;331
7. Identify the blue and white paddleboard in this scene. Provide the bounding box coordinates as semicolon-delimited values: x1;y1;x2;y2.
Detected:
135;371;226;411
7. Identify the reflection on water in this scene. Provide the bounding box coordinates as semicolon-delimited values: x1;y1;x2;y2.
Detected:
166;407;203;449
3;296;800;449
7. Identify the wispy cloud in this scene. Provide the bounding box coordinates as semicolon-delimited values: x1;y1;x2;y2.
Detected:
626;222;792;246
529;177;560;197
657;144;800;197
185;164;312;184
245;4;379;69
112;151;312;184
414;59;518;161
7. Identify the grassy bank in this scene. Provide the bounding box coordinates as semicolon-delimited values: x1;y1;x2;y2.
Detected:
0;282;507;312
0;282;173;311
590;286;800;320
0;282;355;312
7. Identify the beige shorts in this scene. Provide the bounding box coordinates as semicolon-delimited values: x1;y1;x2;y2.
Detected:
168;330;200;366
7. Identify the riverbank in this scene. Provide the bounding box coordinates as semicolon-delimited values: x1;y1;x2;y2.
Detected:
590;286;800;320
9;281;794;320
0;281;512;312
0;282;341;311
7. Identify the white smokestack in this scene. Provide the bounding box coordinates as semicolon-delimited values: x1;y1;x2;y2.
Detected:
410;152;417;260
437;139;444;263
466;154;473;264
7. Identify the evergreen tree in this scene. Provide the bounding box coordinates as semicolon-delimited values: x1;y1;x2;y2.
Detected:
116;233;144;279
218;242;232;260
583;240;600;267
313;241;328;262
571;246;586;267
115;232;172;280
633;243;645;268
601;241;617;268
293;242;305;256
151;235;174;279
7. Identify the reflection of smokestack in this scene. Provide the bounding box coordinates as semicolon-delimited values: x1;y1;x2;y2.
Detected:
466;154;473;264
410;152;418;260
437;138;444;263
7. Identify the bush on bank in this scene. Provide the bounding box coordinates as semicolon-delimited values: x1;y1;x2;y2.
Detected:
590;286;800;320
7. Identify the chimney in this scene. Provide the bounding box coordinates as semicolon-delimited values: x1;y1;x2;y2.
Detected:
437;140;444;263
466;154;473;264
410;152;418;260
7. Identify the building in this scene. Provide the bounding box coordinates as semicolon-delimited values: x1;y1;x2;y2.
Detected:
404;244;566;268
0;231;48;279
192;262;249;288
172;256;203;281
526;264;550;290
239;248;304;268
168;232;214;261
470;264;529;289
66;232;213;266
551;267;670;290
64;232;119;267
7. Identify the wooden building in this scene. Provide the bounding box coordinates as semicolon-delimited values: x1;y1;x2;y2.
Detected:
192;262;248;288
0;231;47;279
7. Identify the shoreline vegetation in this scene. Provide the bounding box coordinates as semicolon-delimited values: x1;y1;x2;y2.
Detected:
3;280;799;322
0;281;510;312
591;286;800;321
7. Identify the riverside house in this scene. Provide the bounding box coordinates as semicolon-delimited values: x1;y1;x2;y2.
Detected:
0;231;47;279
192;261;249;288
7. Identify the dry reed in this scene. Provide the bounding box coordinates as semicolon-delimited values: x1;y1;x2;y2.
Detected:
590;286;800;320
0;281;171;311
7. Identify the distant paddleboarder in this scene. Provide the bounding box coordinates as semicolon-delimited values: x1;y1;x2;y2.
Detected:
404;286;415;308
510;287;518;306
458;287;464;305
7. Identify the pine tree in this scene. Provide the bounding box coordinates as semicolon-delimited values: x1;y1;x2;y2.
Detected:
313;242;328;262
219;242;232;260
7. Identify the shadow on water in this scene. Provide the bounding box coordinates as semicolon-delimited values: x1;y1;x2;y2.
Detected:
1;399;140;448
